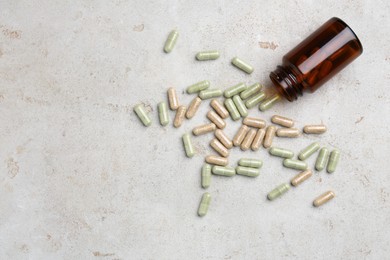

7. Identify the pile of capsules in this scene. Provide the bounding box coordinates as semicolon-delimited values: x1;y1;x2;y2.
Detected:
133;30;340;217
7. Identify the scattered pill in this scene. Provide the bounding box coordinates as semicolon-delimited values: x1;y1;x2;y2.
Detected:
240;128;257;151
315;147;330;171
224;83;247;98
199;88;223;100
232;95;248;117
186;80;210;94
231;57;254;74
269;147;294;159
182;133;195;158
158;101;169;126
313;191;335;207
263;125;276;148
134;104;152;127
290;169;313;186
243;117;266;128
205;155;228;166
192;123;216;136
167;87;179;110
259;94;281;111
210;139;229;157
196;50;220;61
283;159;308;171
267;183;290;201
251;129;266;151
245;92;266;109
236;166;259;177
198;192;211;216
240;83;262;100
303;124;327;134
201;164;212;189
207;110;226;129
164;30;179;53
276;128;300;138
238;158;263;168
215;129;233;149
212;166;236;177
271;115;295;128
173;105;186;128
327;149;340;173
298;142;320;160
186;97;202;119
224;98;241;121
233;125;249;147
210;99;229;119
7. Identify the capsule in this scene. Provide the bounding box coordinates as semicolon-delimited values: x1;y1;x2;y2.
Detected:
233;125;249;147
210;139;229;158
197;192;211;217
240;83;262;100
290;169;313;187
163;30;179;53
245;92;266;109
236;166;259;177
167;87;179;110
269;147;294;159
212;166;236;177
267;183;290;201
186;80;210;94
283;159;308;171
243;117;266;128
207;110;226;129
263;126;276;148
215;129;233;149
134;104;152;127
199;88;223;100
186;97;202;119
271;115;295;128
231;57;254;74
259;94;281;111
173;105;186;128
298;142;320;160
315;147;330;171
182;133;195;158
210;99;229;119
158;101;169;126
313;191;335;207
238;158;263;168
318;60;333;79
251;129;266;151
224;83;247;98
232;95;248;117
192;123;216;136
196;50;220;61
303;125;327;134
327;149;340;173
201;164;212;189
276;128;300;138
205;155;228;166
224;98;241;121
240;129;257;151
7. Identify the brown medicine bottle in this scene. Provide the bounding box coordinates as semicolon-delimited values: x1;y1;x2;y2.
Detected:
270;17;363;101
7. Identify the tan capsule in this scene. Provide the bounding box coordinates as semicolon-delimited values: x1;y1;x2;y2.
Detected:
205;155;228;166
303;125;327;134
173;105;186;128
290;169;313;186
210;139;229;157
251;129;266;151
167;87;179;110
271;115;294;128
192;123;216;136
207;110;226;129
276;128;300;138
210;99;229;119
263;126;276;148
313;191;335;207
186;97;202;119
243;117;266;129
240;129;257;151
233;125;249;147
215;129;233;149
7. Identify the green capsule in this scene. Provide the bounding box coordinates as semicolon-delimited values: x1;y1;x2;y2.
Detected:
182;133;195;158
327;149;340;173
315;147;330;171
199;88;223;100
267;183;290;201
240;83;262;100
283;159;308;171
259;94;281;111
236;166;259;177
198;192;211;217
298;142;320;160
224;83;247;98
157;102;169;126
201;164;212;189
231;57;254;74
238;158;263;168
269;147;294;159
134;104;152;126
163;30;179;53
224;98;241;121
232;95;248;117
212;166;236;177
245;91;266;109
196;50;220;61
186;80;210;94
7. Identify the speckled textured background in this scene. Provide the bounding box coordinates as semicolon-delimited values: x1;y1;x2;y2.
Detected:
1;0;390;259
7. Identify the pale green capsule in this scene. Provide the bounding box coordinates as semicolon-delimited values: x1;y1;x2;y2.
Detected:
186;80;210;94
240;83;262;99
238;158;263;168
245;91;266;109
212;166;236;177
182;133;195;158
298;142;320;160
199;88;223;100
269;147;294;159
315;147;329;171
231;57;254;74
224;98;240;121
134;104;151;127
236;166;259;177
198;192;211;217
283;159;308;171
201;164;212;189
267;183;290;201
164;30;178;53
224;83;247;98
196;50;220;61
327;149;340;173
232;95;248;117
259;94;281;111
158;102;169;126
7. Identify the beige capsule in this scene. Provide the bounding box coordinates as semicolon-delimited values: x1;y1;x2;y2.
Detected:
233;125;249;147
173;105;186;128
251;129;266;151
167;87;179;110
290;169;313;186
303;125;327;134
186;97;202;119
192;123;216;136
205;155;228;166
313;191;335;207
215;129;233;149
210;99;229;119
240;129;257;151
276;128;300;138
263;125;276;148
210;139;229;157
207;110;226;129
243;117;266;128
271;115;294;128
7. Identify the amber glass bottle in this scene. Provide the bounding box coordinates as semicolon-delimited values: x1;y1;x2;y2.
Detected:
270;17;363;101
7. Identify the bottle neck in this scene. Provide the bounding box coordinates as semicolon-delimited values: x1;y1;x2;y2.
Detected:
270;65;304;102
